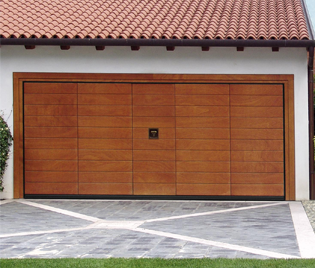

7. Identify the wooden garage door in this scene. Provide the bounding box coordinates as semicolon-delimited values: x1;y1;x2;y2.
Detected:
23;82;284;197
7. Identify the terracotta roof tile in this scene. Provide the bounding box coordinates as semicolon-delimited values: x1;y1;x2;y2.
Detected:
0;0;310;40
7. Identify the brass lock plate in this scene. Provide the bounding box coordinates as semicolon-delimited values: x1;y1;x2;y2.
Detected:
149;128;159;139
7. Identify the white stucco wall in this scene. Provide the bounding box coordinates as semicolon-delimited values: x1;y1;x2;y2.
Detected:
0;46;309;200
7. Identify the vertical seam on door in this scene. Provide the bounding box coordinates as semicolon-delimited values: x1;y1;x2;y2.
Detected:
229;84;232;196
131;83;134;195
77;83;79;195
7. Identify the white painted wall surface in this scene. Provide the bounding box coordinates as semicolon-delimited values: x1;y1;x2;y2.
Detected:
0;46;309;200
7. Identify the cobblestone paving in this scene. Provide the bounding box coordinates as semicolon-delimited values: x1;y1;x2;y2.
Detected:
302;201;315;233
0;200;313;259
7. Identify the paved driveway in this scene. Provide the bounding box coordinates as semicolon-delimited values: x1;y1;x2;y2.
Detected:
1;199;315;259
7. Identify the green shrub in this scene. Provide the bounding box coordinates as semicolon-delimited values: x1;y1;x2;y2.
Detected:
0;114;13;192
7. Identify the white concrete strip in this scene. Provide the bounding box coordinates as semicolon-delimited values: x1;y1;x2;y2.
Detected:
146;202;287;223
91;220;144;229
17;200;100;222
0;199;14;205
134;227;300;259
289;202;315;259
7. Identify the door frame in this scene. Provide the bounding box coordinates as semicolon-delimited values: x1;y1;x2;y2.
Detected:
13;73;295;200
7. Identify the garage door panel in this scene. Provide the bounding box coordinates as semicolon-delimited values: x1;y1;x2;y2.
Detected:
133;117;175;128
231;184;284;196
176;95;229;106
78;94;131;105
24;116;77;127
79;128;132;139
133;172;176;183
176;151;229;161
133;161;175;172
175;84;229;95
231;162;283;173
177;184;230;195
25;149;77;160
78;83;131;94
79;106;131;116
24;83;77;94
230;107;283;118
25;183;78;195
231;140;283;151
176;106;229;117
25;138;77;149
79;161;132;172
231;118;283;129
133;140;175;150
133;84;174;95
231;173;283;184
25;171;78;183
177;173;230;184
25;127;77;138
133;106;175;117
176;140;230;150
79;150;132;161
133;95;175;106
79;172;132;183
230;95;282;107
133;183;175;195
78;116;132;127
24;94;77;105
176;128;229;139
25;160;77;171
133;150;175;161
79;183;132;195
24;105;78;116
230;84;283;95
176;162;230;172
176;117;229;128
231;129;283;140
231;151;283;162
133;128;175;139
79;139;132;150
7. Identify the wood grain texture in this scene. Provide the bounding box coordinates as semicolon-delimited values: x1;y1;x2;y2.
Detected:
231;162;283;173
78;116;132;127
231;140;283;151
78;83;131;94
175;84;229;95
176;162;230;172
25;149;77;160
133;140;175;150
133;183;175;195
231;118;283;129
133;95;175;106
79;183;132;195
177;173;230;184
133;128;175;139
78;106;131;116
230;95;283;107
133;150;175;161
177;184;230;195
24;94;77;105
176;128;229;139
133;106;175;117
24;83;77;94
25;160;77;171
79;172;132;183
231;129;283;140
133;84;174;95
79;139;132;150
176;140;230;150
78;94;131;105
176;95;229;106
24;116;77;127
230;84;283;95
25;171;78;183
133;117;175;128
176;151;229;161
231;151;283;162
230;107;283;118
133;172;176;183
133;161;175;172
25;127;77;138
231;173;284;184
25;183;78;195
25;138;77;149
78;128;132;139
79;150;132;161
24;105;77;116
79;161;132;172
231;184;284;196
176;106;229;117
176;117;229;128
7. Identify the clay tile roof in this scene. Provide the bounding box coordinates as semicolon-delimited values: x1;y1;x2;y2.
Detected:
0;0;311;40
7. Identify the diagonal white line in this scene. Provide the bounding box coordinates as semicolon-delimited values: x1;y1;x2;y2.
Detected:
134;227;300;259
0;200;14;206
289;202;315;259
17;200;100;222
145;202;288;223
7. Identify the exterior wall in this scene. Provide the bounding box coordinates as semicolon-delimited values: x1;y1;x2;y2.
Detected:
0;46;309;200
